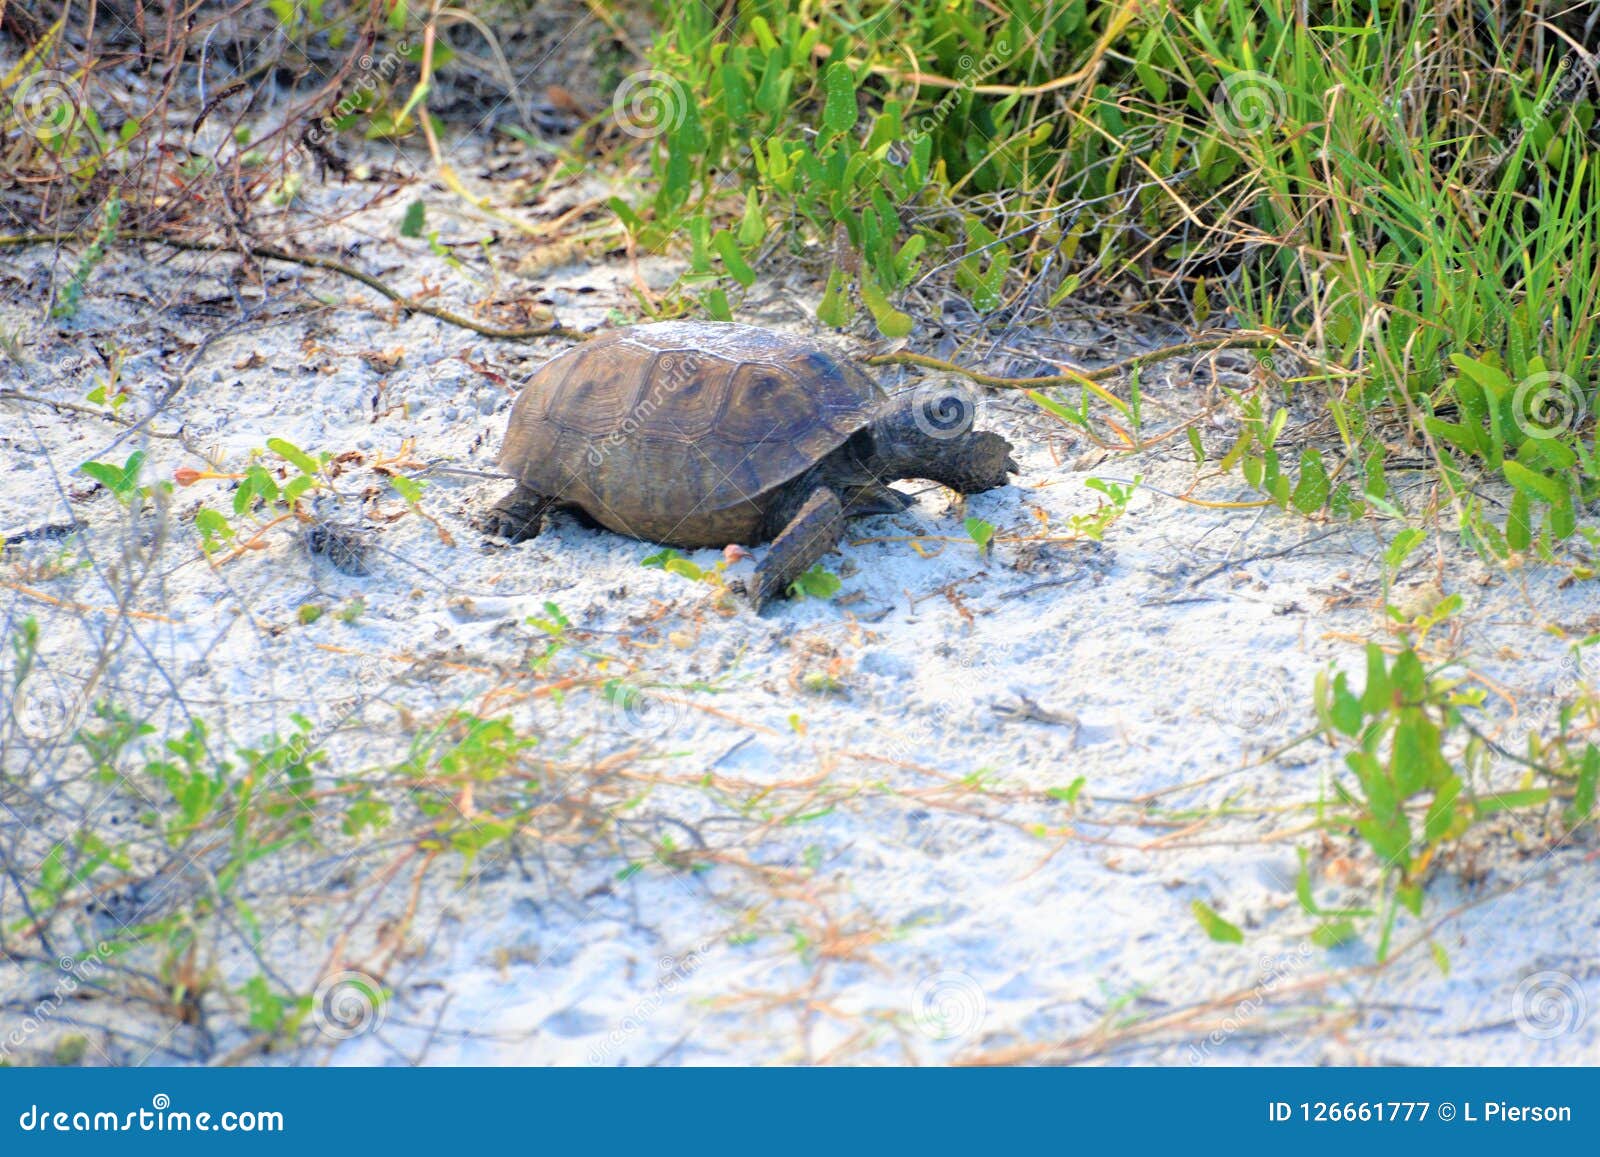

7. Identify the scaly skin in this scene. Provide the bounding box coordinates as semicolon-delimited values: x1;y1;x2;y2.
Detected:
749;487;846;610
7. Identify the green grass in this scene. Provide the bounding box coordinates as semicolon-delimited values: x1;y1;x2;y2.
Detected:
616;0;1598;556
607;0;1600;935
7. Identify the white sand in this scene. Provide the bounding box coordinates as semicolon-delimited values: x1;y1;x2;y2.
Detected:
2;172;1596;1066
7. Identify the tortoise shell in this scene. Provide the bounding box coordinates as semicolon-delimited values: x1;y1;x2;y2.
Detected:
498;322;883;547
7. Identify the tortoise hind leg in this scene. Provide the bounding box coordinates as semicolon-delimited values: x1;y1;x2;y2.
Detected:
482;484;558;543
749;486;845;611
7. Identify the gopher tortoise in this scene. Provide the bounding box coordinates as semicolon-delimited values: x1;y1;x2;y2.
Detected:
489;321;1017;607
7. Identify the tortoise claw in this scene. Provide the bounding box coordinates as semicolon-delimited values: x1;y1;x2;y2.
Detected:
479;487;555;542
725;577;769;614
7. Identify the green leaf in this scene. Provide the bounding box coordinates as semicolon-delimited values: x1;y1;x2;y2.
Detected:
702;287;733;321
389;475;424;505
194;507;234;551
267;438;321;476
858;270;913;337
283;475;314;506
1506;490;1533;552
1502;459;1565;506
1549;497;1577;540
1328;674;1363;736
820;62;857;137
1290;448;1329;514
736;190;765;247
1311;920;1358;948
1191;900;1243;944
399;200;426;238
817;268;851;328
1295;853;1318;914
1566;744;1599;827
608;197;644;232
712;231;757;288
1474;788;1550;816
233;464;280;515
964;516;995;553
1359;645;1391;715
641;548;684;569
81;451;145;497
1382;528;1424;570
1424;775;1464;844
788;565;841;600
664;558;705;581
1026;388;1088;430
1046;777;1086;803
1450;353;1512;400
1396;882;1424;917
1431;941;1451;975
242;975;285;1033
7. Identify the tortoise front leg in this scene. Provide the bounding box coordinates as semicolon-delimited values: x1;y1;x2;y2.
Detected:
481;483;558;543
749;486;845;610
841;482;913;517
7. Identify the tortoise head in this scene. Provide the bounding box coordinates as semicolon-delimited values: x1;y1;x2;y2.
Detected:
868;379;1019;494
